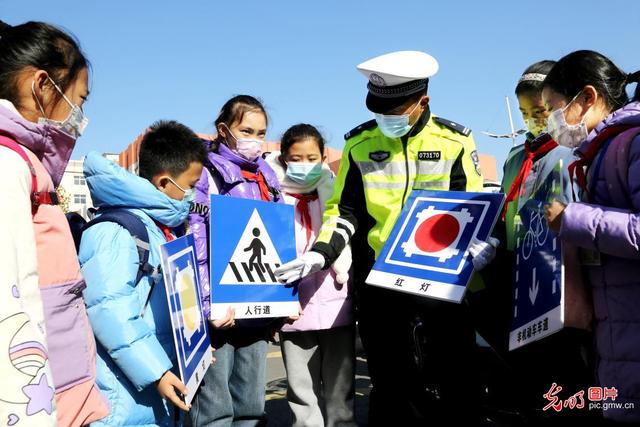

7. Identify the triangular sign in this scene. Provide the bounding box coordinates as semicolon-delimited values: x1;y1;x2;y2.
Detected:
220;209;283;285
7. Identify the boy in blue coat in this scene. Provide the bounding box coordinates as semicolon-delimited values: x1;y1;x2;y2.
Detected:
79;120;207;426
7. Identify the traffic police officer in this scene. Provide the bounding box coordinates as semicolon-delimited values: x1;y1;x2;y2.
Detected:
276;51;493;426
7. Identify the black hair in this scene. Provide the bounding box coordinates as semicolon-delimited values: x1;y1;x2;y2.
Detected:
280;123;325;156
544;50;635;110
0;20;89;109
214;95;268;130
515;60;556;96
138;120;208;181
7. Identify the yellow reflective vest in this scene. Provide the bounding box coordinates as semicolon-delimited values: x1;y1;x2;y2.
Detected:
313;111;484;266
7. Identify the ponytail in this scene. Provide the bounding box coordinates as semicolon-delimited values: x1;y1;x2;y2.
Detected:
628;71;640;102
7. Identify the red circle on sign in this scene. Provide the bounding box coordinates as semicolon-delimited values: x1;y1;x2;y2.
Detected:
414;214;460;253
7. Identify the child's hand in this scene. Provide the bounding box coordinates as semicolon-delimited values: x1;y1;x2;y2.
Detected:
210;307;235;329
545;200;566;233
284;304;304;324
156;371;190;411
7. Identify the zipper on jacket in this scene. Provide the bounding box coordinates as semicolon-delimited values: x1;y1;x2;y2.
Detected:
400;137;410;209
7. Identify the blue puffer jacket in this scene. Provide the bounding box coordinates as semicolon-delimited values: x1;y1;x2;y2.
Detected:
79;152;190;426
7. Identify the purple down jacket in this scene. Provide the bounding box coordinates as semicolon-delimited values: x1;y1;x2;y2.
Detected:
188;140;282;318
560;101;640;422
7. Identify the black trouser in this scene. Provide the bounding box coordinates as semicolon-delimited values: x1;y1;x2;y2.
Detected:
357;283;482;427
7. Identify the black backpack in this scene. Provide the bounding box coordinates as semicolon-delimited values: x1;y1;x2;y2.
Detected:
67;209;155;285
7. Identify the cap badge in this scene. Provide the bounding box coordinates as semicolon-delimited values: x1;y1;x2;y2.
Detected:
369;73;386;87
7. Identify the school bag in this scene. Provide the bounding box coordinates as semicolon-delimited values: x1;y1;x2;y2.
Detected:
0;134;154;285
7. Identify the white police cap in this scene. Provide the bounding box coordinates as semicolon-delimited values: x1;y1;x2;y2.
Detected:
358;51;438;89
357;51;439;113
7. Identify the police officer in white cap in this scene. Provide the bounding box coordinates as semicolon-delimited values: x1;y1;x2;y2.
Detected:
275;51;496;426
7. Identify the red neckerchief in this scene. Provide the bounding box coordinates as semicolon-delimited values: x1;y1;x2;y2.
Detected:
153;220;174;242
568;125;631;201
502;134;559;220
241;170;271;202
287;192;319;251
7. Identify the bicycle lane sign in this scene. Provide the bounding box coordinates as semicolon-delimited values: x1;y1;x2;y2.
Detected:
509;165;564;350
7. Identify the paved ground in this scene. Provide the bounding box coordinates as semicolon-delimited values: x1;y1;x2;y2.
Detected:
264;337;370;427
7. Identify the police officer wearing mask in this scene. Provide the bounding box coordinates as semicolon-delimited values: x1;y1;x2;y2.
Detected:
275;51;494;426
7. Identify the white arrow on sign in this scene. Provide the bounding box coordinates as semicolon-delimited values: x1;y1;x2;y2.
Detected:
529;267;539;305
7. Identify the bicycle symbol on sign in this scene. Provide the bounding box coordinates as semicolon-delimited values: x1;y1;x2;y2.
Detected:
521;208;549;261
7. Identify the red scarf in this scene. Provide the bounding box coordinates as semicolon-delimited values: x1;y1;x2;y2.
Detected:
568;125;631;201
287;192;319;251
502;135;558;220
154;220;175;242
241;170;271;202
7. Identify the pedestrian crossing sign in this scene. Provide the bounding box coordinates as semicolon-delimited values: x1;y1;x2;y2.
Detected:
210;195;299;319
366;190;504;303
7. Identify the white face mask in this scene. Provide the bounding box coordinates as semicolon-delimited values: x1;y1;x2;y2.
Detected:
546;93;589;148
32;77;89;139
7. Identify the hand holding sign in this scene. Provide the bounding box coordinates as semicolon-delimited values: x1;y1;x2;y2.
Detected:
468;237;500;271
545;200;566;233
156;370;190;411
210;307;235;330
274;251;326;284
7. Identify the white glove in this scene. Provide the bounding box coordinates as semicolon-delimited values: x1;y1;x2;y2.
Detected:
275;251;326;284
468;237;500;271
331;247;352;285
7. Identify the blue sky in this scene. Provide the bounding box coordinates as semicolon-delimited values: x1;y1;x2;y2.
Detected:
3;0;639;175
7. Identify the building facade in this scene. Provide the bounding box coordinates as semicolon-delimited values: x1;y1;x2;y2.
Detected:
60;153;119;218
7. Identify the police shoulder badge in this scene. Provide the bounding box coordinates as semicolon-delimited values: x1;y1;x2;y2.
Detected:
470;150;482;176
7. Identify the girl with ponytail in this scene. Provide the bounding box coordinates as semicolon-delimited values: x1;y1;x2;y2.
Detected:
543;50;640;423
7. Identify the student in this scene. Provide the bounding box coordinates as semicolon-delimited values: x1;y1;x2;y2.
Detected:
487;60;596;425
0;20;109;426
79;121;207;426
188;95;282;426
264;124;355;427
543;50;640;424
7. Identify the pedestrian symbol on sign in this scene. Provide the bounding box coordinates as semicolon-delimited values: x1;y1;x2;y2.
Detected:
220;209;282;284
244;228;267;273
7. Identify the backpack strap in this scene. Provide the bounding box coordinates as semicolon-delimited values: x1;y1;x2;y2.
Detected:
0;135;59;215
84;210;155;285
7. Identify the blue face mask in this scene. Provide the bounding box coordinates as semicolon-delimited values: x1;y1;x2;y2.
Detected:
374;101;421;139
182;188;195;204
286;162;323;186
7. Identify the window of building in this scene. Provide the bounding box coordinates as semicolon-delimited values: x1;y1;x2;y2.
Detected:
73;194;87;205
74;174;86;186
